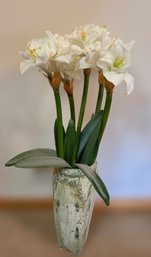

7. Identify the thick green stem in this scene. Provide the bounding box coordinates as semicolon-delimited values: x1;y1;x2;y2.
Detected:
68;95;76;123
98;90;113;144
71;72;90;165
77;73;90;133
54;89;64;158
95;83;104;114
90;90;113;164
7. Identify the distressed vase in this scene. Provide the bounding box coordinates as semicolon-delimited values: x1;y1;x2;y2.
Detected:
53;163;96;255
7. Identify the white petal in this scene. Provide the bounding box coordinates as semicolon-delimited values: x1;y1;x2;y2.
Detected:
45;31;55;40
126;40;135;50
75;57;91;70
123;72;134;95
20;60;35;74
65;70;83;80
55;55;71;64
19;50;28;59
103;71;124;86
70;45;83;55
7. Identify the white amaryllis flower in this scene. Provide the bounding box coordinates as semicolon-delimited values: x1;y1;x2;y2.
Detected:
46;32;83;80
97;37;134;95
68;24;111;70
20;31;83;80
20;35;57;74
69;24;110;51
19;25;134;93
46;32;71;66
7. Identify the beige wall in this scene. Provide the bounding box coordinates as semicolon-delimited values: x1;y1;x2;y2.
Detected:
1;0;151;197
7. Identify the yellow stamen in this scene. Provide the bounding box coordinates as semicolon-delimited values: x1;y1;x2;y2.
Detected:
27;49;38;59
81;31;86;41
113;58;125;69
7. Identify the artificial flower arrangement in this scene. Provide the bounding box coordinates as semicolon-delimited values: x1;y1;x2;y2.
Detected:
5;24;134;255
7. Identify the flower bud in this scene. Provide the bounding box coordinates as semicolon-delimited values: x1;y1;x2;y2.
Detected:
98;71;105;85
64;79;74;96
50;72;61;91
84;68;91;75
104;77;114;93
98;71;114;93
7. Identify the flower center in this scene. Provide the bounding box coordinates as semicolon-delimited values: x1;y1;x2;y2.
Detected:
27;48;38;60
113;58;125;69
80;31;86;41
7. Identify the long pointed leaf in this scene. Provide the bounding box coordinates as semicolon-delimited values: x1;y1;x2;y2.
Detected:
80;112;103;165
79;127;100;165
5;148;56;167
54;118;65;157
77;111;103;161
76;163;110;206
15;156;71;168
64;119;76;163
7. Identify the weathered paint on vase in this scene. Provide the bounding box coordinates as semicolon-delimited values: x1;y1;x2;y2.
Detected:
53;164;96;255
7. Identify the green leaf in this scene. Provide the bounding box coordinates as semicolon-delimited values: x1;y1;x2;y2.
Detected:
15;156;71;168
64;119;76;163
79;111;103;165
76;163;110;206
5;148;56;167
54;119;59;156
80;128;99;165
77;111;103;161
54;118;65;157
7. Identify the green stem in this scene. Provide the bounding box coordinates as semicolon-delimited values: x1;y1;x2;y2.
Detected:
90;90;113;164
68;95;76;123
77;73;90;133
71;72;90;165
98;90;113;144
95;83;104;114
53;89;64;158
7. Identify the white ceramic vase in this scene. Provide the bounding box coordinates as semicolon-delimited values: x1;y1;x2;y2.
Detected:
53;163;96;255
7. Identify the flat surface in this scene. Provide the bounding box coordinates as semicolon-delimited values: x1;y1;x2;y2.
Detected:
0;209;151;257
